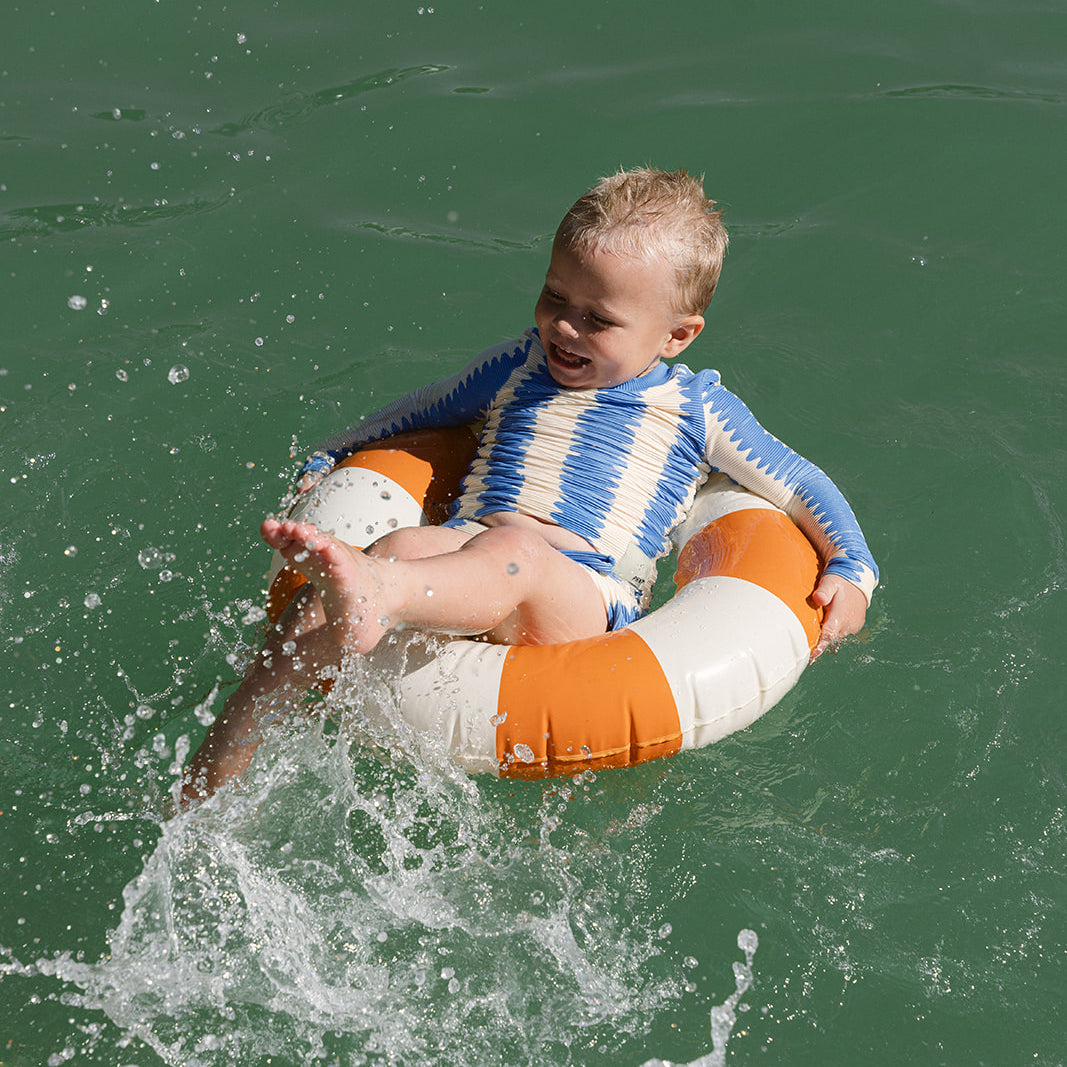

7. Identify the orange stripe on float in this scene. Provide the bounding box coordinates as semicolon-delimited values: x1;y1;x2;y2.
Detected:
266;567;310;626
674;508;823;650
339;427;477;525
496;630;680;779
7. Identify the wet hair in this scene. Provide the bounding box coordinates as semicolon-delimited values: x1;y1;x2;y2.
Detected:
555;167;728;315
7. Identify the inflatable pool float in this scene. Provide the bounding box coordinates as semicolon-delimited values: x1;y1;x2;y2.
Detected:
265;427;821;779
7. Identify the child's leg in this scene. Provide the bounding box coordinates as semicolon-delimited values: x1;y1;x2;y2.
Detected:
261;517;607;652
181;520;606;805
179;584;336;805
179;526;480;806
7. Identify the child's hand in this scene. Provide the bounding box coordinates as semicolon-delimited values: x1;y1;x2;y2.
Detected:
810;575;867;662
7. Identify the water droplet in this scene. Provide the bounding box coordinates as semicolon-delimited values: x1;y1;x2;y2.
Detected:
241;605;267;625
379;489;391;500
513;743;535;763
158;569;173;582
63;545;77;558
489;712;507;726
67;295;87;311
366;525;376;535
83;592;101;609
115;368;128;381
138;546;164;570
506;562;519;575
293;550;309;562
136;704;155;720
424;587;434;597
138;546;163;571
168;364;190;384
737;928;758;953
684;955;699;969
255;336;264;347
281;641;297;656
657;922;673;939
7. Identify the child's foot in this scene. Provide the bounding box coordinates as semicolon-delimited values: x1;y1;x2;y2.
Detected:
261;518;391;653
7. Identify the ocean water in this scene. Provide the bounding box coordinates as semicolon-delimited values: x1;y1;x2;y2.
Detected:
1;1;1064;1064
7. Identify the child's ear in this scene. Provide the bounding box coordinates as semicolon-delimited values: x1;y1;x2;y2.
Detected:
662;315;704;358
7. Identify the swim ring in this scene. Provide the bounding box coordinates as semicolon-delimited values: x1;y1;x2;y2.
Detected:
265;427;821;779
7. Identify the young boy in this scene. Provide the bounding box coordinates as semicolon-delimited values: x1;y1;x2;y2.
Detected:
181;168;877;803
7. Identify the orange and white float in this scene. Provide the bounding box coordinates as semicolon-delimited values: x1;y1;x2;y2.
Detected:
265;427;821;779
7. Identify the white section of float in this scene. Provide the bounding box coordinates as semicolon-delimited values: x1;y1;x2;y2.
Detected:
671;472;779;536
629;576;809;752
366;637;506;775
268;465;428;583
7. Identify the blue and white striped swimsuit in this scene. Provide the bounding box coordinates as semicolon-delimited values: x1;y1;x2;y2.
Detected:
307;329;878;629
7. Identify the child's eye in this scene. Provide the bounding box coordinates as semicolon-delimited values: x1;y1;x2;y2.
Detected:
542;286;564;303
588;312;614;328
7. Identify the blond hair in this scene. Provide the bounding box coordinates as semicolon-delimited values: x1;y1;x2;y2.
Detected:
555;167;728;315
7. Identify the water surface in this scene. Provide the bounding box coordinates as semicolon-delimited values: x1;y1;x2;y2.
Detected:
2;1;1064;1064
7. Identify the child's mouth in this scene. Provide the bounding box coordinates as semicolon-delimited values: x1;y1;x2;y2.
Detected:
550;343;590;368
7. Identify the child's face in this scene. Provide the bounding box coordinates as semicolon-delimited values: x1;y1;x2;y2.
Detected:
534;241;703;390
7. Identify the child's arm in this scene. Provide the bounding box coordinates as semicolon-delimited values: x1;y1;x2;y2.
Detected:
296;333;535;492
704;384;878;652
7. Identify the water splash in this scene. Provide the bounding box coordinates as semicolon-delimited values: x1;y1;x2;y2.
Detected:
640;929;759;1067
8;642;687;1065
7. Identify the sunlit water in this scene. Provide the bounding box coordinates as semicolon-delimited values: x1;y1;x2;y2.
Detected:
2;1;1065;1064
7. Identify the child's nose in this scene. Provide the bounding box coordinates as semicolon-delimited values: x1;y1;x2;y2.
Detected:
555;313;581;340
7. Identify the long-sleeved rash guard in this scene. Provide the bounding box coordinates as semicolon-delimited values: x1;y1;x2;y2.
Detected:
305;329;879;607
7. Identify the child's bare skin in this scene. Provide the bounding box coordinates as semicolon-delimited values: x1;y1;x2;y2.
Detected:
260;515;609;653
180;584;334;804
809;574;868;659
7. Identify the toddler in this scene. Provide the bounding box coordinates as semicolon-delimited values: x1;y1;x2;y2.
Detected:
182;167;877;803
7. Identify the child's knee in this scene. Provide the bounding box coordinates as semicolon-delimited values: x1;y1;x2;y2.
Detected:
366;526;421;560
474;525;546;570
366;524;465;562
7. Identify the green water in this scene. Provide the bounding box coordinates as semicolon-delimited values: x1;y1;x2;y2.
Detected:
2;1;1064;1064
